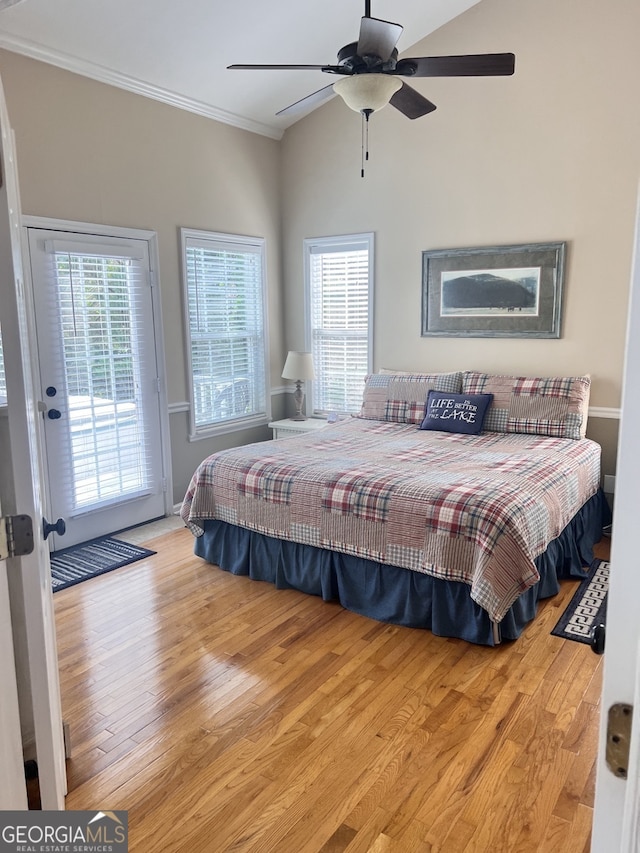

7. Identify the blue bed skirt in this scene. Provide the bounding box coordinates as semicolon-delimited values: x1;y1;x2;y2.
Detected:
193;489;610;646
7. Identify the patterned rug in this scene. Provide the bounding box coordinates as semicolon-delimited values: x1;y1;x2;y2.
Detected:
550;559;609;644
50;537;156;592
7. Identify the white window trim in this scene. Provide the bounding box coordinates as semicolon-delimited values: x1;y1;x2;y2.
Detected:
181;227;271;441
303;232;374;416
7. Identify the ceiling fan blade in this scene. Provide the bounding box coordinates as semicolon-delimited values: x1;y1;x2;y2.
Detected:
228;64;331;71
275;83;337;117
397;53;515;77
389;82;437;119
357;16;403;62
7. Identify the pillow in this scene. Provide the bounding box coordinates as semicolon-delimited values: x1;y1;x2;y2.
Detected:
461;371;591;439
358;372;463;425
419;391;494;435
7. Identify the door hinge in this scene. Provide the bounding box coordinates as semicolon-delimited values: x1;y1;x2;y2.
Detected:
606;703;633;779
161;478;168;493
0;514;35;560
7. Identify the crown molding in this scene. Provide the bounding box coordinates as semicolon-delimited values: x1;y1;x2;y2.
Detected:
0;35;284;141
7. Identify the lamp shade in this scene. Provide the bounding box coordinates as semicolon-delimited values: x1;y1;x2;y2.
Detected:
282;351;315;381
333;74;402;113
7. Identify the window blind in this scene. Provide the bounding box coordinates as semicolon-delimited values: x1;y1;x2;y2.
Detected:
306;236;373;415
182;231;267;433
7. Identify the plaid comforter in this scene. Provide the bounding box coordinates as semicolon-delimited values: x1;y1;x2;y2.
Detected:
181;418;601;622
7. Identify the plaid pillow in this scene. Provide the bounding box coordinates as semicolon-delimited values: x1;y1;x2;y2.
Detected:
358;372;463;425
461;372;591;439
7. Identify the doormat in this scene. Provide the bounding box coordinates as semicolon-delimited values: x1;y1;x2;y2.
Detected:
50;537;156;592
550;559;609;645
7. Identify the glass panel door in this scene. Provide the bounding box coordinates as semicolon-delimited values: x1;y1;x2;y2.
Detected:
28;228;166;549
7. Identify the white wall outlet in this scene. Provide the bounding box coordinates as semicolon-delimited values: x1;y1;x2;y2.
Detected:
604;474;616;494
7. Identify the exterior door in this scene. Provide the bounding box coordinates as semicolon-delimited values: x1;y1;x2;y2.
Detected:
591;189;640;851
27;227;168;550
0;74;66;808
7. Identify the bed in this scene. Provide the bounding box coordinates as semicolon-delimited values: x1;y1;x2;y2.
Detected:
180;370;609;645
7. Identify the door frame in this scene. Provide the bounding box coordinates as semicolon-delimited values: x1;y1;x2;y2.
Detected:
0;85;66;807
22;216;174;535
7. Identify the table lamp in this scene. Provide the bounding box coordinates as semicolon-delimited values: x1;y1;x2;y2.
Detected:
281;351;315;421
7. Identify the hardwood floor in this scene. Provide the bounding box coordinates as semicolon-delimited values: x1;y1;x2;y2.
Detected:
54;529;610;852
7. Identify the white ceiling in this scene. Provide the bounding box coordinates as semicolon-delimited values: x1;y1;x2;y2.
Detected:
0;0;482;139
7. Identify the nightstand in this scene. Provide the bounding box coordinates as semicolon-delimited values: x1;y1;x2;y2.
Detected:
268;418;329;439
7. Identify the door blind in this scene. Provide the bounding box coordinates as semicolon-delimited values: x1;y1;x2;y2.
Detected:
183;232;267;432
52;248;153;512
307;237;373;414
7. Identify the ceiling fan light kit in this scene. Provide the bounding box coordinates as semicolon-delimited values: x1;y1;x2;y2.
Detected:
228;1;515;176
333;74;402;113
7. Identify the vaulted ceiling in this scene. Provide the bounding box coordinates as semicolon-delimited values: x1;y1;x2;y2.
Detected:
0;0;481;138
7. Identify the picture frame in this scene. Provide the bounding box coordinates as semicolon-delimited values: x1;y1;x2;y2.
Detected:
421;241;566;338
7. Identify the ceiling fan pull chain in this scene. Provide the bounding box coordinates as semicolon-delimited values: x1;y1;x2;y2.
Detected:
361;108;372;178
365;110;370;166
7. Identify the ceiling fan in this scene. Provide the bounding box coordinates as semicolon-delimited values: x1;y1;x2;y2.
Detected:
228;0;515;123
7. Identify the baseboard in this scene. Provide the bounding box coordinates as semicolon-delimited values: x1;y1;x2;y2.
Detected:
63;720;71;759
20;719;70;763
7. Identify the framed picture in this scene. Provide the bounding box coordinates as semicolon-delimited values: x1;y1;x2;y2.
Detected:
421;241;566;338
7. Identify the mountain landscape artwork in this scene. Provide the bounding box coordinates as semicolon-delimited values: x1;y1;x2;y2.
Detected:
441;267;541;317
422;243;564;338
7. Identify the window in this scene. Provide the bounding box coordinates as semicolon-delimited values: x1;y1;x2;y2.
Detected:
181;229;269;438
304;233;374;415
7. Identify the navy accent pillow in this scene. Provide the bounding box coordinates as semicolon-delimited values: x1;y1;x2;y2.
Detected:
419;391;494;435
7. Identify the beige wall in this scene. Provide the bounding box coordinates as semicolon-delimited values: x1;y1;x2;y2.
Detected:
1;0;636;500
0;49;285;501
280;0;640;475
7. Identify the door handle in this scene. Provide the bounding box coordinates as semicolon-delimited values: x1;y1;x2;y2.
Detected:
43;517;66;540
47;409;62;420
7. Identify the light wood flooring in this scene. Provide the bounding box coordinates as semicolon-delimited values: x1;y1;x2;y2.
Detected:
54;528;610;852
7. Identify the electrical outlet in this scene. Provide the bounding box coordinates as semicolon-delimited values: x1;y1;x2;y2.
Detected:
604;474;616;494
